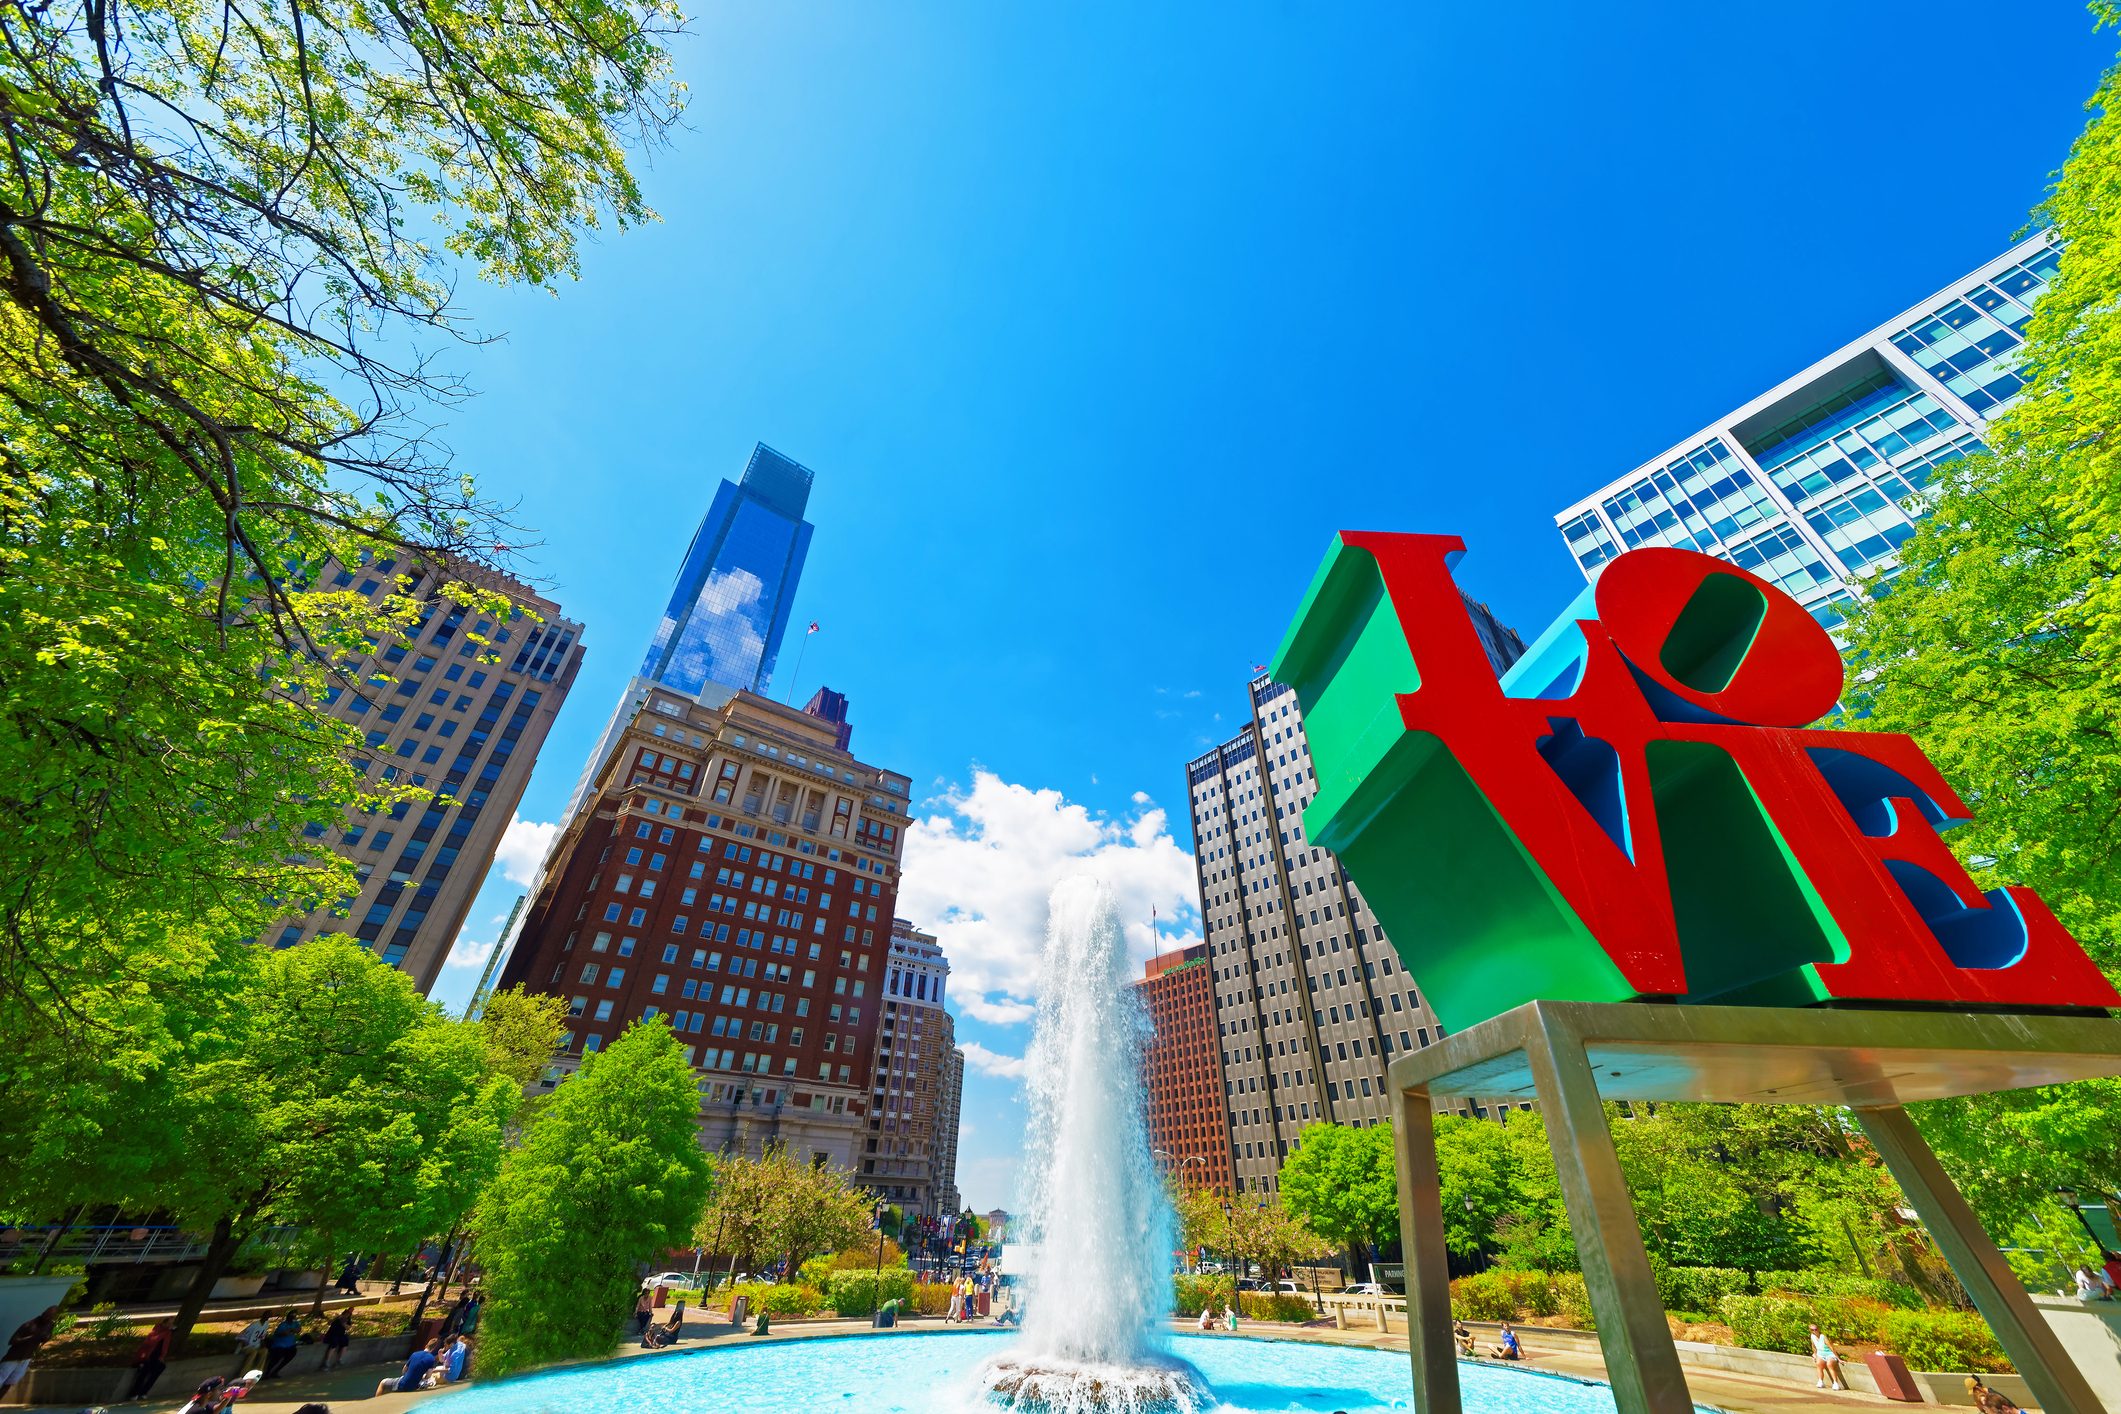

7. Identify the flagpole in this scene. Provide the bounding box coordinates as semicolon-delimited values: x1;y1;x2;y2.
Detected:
784;623;819;704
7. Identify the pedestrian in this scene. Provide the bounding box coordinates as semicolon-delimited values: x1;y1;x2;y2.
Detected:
1491;1321;1523;1361
1964;1375;2022;1414
1194;1306;1213;1331
231;1314;269;1377
947;1284;963;1322
320;1310;351;1371
0;1305;58;1400
262;1309;304;1379
334;1253;365;1294
374;1338;443;1397
634;1286;655;1340
458;1289;482;1337
127;1318;173;1399
1808;1324;1847;1391
442;1291;471;1338
176;1375;226;1414
1453;1321;1475;1357
446;1334;472;1383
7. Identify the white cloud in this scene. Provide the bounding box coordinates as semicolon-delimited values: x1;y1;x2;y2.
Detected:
961;1041;1029;1079
495;815;559;887
1130;790;1151;805
961;995;1036;1026
444;936;495;970
899;772;1200;1025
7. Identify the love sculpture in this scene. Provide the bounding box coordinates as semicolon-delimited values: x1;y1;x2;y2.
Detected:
1268;533;2121;1414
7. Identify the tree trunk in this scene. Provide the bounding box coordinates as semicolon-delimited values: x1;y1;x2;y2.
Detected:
169;1216;242;1357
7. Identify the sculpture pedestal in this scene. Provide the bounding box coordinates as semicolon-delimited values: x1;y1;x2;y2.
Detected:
1387;1000;2121;1414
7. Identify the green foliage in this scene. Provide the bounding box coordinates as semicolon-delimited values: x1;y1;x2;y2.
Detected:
1239;1293;1316;1323
1878;1310;2012;1374
909;1283;957;1317
694;1145;874;1279
729;1283;823;1318
1754;1269;1922;1310
477;1021;711;1377
1549;1273;1595;1331
825;1268;915;1316
1172;1275;1232;1317
1449;1271;1524;1322
1718;1295;1827;1356
1278;1122;1400;1256
1656;1267;1751;1317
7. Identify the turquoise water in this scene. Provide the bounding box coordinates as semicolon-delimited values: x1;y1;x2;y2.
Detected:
431;1330;1668;1414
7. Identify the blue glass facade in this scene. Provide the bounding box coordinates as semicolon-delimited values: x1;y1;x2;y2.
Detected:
1554;237;2059;630
640;444;816;697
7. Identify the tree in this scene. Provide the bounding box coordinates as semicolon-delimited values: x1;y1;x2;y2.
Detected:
1279;1122;1400;1268
1833;10;2121;1239
1211;1195;1331;1283
477;988;569;1092
0;0;685;1059
478;1020;710;1377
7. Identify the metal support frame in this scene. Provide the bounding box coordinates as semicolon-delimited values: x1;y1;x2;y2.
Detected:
1856;1105;2103;1414
1386;1000;2121;1414
1526;1013;1694;1414
1393;1083;1458;1414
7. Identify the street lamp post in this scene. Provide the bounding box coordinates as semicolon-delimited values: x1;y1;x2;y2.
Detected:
2055;1185;2107;1253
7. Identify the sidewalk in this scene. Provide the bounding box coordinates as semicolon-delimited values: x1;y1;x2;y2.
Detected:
34;1307;1936;1414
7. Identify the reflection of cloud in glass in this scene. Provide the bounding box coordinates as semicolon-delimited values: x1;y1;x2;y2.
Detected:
636;448;816;699
664;567;769;696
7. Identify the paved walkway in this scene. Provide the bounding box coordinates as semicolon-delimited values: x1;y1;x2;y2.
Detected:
19;1309;1938;1414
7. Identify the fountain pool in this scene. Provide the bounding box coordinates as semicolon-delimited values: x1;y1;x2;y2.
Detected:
429;1329;1693;1414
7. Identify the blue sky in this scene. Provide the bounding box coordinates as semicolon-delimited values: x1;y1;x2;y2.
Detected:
424;3;2116;1210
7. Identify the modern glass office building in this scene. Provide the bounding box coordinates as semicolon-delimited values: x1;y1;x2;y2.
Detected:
1553;235;2060;627
641;443;816;697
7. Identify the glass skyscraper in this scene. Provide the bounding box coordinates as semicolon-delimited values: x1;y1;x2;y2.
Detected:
640;443;816;698
1553;234;2059;629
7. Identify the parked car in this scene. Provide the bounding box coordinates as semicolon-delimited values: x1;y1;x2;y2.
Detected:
1342;1282;1385;1296
642;1271;697;1289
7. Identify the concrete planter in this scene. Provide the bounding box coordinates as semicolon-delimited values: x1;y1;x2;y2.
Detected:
272;1269;326;1292
4;1331;415;1407
210;1273;270;1300
0;1274;78;1352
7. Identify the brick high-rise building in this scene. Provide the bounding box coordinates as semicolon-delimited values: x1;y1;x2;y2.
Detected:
496;682;912;1168
1188;632;1526;1194
275;556;583;993
863;919;965;1217
1136;942;1234;1193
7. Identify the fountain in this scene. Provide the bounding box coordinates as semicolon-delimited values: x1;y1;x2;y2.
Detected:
974;877;1208;1413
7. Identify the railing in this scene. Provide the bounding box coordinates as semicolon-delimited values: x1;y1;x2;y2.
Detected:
0;1223;304;1267
1318;1291;1408;1331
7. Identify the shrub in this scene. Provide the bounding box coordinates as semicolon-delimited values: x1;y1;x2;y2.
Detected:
1549;1273;1595;1331
1449;1272;1520;1322
1493;1269;1557;1317
910;1283;957;1317
1173;1275;1234;1317
825;1269;915;1316
730;1282;822;1317
1752;1270;1921;1310
1239;1293;1315;1324
1658;1267;1749;1316
1718;1293;1892;1355
1880;1310;2011;1374
1719;1295;1821;1356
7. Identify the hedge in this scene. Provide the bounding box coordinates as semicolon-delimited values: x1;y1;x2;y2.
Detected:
1240;1293;1317;1323
1879;1310;2010;1374
909;1283;957;1316
728;1282;823;1317
1450;1271;1525;1322
1656;1267;1749;1316
1173;1275;1232;1316
826;1269;916;1316
1753;1270;1922;1310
